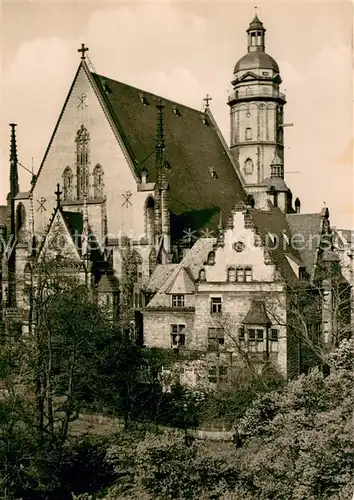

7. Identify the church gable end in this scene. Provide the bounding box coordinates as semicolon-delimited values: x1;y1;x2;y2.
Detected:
31;61;139;238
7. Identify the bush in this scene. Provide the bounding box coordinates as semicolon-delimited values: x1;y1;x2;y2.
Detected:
8;437;115;500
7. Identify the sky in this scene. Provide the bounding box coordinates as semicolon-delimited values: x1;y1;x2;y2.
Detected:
1;0;353;229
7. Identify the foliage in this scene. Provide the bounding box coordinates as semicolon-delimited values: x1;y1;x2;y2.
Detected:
232;338;354;499
119;244;138;331
105;430;239;500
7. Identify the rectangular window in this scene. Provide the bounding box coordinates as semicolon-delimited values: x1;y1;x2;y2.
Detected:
236;268;245;282
245;267;252;282
227;267;237;282
211;297;222;314
270;329;278;341
172;294;185;307
256;329;264;341
171;324;186;348
236;267;252;282
208;327;224;351
239;327;245;341
208;366;228;384
248;328;256;341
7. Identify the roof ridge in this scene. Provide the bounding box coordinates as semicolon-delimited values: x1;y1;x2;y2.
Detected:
92;72;207;116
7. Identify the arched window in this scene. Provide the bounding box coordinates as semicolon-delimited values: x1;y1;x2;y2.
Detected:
244;158;254;175
76;125;90;198
16;203;26;235
93;164;104;198
245;128;252;141
63;167;73;200
207;251;215;265
145;196;155;245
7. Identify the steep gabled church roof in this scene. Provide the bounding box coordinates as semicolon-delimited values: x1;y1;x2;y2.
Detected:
90;72;246;237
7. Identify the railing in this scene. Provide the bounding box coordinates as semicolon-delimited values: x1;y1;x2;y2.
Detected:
228;89;286;101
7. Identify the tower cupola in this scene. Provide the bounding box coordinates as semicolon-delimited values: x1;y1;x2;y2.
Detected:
247;14;265;53
270;153;284;179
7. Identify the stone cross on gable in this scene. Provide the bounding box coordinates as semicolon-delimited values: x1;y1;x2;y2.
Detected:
78;43;89;60
203;94;212;108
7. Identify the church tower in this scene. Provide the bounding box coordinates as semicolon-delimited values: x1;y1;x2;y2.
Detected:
228;14;286;185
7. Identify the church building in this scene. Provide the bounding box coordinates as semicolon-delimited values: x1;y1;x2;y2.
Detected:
1;14;351;382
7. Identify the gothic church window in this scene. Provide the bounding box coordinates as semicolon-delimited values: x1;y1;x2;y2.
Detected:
76;125;90;198
245;128;252;141
16;203;26;235
93;164;104;198
63;167;73;200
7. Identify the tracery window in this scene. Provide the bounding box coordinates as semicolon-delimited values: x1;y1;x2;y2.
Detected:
93;164;104;198
63;167;73;200
76;125;90;198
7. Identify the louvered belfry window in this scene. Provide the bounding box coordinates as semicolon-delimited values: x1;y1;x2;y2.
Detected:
76;125;90;198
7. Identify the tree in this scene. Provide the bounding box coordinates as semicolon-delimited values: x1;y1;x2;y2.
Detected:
232;338;354;499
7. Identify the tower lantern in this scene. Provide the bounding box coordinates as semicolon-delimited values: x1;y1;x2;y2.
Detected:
247;13;266;52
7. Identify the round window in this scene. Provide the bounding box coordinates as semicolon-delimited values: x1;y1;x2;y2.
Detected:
233;241;245;252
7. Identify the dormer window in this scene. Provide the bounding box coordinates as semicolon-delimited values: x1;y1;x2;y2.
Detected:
139;93;148;106
209;167;218;179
